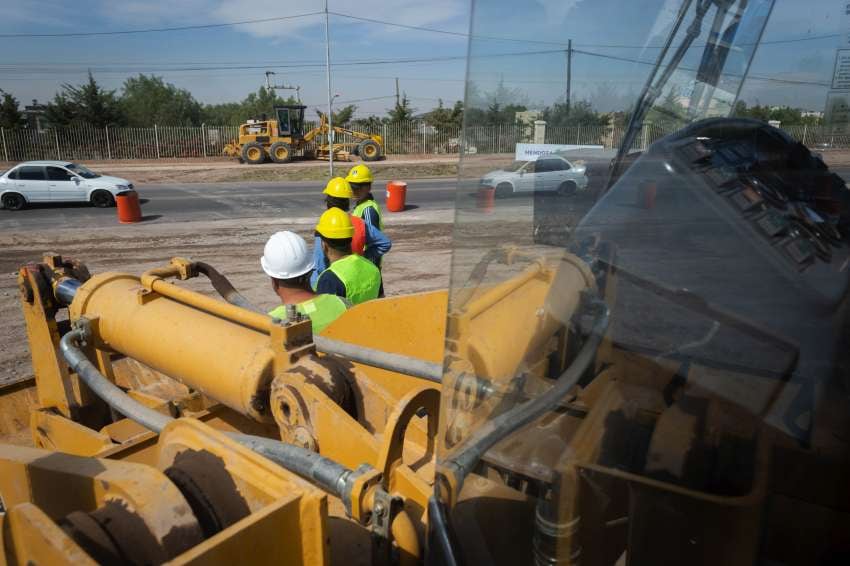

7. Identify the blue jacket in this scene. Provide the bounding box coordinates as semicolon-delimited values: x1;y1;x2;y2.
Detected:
310;222;391;290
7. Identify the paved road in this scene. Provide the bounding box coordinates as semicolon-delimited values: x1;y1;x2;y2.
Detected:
0;178;462;232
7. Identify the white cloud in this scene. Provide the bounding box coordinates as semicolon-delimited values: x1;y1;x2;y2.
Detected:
534;0;580;23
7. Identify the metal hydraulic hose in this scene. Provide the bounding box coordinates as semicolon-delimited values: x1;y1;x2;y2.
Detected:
227;433;352;497
442;299;610;490
60;326;173;433
194;262;261;313
59;326;351;498
313;336;443;383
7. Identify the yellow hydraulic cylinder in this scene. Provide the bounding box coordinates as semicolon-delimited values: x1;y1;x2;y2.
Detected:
69;273;275;421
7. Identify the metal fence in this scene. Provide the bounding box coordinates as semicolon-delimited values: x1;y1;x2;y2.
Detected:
0;121;845;162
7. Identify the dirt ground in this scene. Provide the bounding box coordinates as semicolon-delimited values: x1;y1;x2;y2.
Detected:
0;211;454;388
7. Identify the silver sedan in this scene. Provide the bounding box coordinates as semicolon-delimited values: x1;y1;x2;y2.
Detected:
481;156;588;197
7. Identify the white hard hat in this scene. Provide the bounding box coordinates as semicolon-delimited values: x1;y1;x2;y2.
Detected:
261;231;314;279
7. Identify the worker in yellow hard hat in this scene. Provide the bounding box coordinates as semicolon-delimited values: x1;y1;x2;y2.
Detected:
261;231;350;334
346;164;389;295
314;207;382;304
310;177;391;294
346;164;384;230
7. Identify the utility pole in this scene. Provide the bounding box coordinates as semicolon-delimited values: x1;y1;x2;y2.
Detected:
323;0;334;176
395;77;400;108
265;71;301;102
566;39;572;115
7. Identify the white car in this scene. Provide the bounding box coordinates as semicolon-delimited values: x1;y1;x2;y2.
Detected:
0;161;135;210
481;156;588;197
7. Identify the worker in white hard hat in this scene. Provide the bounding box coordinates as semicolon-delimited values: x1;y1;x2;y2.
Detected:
261;231;350;334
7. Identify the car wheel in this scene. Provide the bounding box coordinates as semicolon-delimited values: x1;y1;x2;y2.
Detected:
269;141;292;164
558;181;577;196
495;183;512;198
91;190;115;208
1;192;26;211
241;142;267;165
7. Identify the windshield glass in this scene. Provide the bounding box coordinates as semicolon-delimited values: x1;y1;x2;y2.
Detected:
503;160;527;172
66;163;100;179
437;1;850;565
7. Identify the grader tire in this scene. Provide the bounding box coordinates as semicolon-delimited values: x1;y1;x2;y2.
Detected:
241;142;267;165
358;140;381;162
269;142;292;164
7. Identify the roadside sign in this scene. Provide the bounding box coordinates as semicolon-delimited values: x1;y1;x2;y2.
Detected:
515;143;603;161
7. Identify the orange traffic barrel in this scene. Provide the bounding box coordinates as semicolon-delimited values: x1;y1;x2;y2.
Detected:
386;181;407;212
116;191;142;223
637;181;657;209
477;187;495;213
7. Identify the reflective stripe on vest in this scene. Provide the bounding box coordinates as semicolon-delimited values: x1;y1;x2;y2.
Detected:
353;198;383;230
324;254;381;304
268;294;350;334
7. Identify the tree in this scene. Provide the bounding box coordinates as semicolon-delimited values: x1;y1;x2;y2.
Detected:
733;101;822;126
45;72;125;127
387;94;415;122
425;99;463;133
332;104;356;126
542;100;609;127
121;74;202;126
202;87;298;124
352;115;383;130
0;90;25;129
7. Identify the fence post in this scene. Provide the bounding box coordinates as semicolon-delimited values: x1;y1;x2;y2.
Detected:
641;123;649;150
54;129;61;159
202;124;207;158
801;123;808;146
382;124;387;154
1;127;7;162
105;125;112;159
154;124;161;159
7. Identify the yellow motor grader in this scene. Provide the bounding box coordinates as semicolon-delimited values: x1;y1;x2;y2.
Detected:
2;0;850;565
222;106;384;165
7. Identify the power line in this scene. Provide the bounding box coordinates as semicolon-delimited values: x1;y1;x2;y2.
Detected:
329;11;844;50
571;48;831;87
0;45;828;90
0;11;323;38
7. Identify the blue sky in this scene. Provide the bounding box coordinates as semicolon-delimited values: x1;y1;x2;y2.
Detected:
0;0;844;118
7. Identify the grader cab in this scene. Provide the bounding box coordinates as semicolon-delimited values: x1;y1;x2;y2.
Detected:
2;0;850;565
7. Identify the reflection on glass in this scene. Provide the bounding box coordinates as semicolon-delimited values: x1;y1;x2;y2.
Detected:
435;1;850;565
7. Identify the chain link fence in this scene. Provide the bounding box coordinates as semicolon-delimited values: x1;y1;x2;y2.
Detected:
0;122;842;162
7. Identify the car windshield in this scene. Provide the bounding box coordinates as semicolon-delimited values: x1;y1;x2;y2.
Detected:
503;160;527;172
65;163;100;179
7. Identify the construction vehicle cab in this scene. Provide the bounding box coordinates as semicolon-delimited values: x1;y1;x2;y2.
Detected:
224;105;307;164
3;1;850;565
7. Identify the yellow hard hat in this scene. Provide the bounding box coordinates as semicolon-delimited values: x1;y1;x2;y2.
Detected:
323;177;354;198
316;207;355;239
345;164;373;184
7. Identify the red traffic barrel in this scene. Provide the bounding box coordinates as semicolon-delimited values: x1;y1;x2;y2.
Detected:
116;191;142;224
386;181;407;212
477;187;495;213
637;181;657;209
